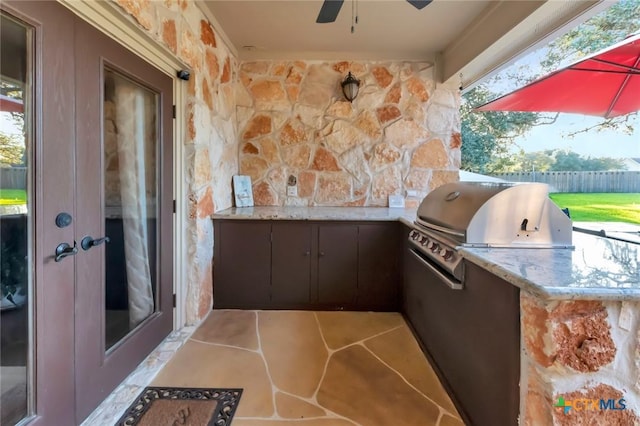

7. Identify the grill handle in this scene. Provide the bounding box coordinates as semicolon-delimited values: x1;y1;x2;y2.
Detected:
417;221;465;239
409;248;463;290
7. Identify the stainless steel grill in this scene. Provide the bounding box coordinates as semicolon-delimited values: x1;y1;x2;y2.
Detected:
408;182;573;288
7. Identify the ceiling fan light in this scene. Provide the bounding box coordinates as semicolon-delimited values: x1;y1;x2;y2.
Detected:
341;72;360;102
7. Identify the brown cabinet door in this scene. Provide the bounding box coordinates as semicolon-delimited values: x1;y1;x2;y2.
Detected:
271;223;312;305
357;223;400;309
317;225;358;305
215;222;271;307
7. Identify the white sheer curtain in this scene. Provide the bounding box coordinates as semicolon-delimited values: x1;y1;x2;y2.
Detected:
113;79;155;328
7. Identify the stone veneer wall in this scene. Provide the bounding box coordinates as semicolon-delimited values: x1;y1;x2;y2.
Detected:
111;0;238;324
236;61;461;206
520;293;640;424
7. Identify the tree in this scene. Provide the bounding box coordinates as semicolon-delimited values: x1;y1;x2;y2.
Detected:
0;132;24;166
549;150;626;171
461;86;537;173
461;0;639;172
0;80;26;167
495;149;627;172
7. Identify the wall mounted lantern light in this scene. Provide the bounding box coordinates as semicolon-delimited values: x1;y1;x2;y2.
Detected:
341;72;360;102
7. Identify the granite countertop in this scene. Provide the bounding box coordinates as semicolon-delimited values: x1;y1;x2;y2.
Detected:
460;232;640;301
213;206;639;301
212;206;417;227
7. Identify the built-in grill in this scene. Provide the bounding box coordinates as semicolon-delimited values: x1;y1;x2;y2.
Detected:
408;182;573;289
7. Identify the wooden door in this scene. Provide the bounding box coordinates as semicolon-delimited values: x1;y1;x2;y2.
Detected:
317;224;358;305
73;18;174;422
0;2;174;424
271;223;312;305
0;2;76;424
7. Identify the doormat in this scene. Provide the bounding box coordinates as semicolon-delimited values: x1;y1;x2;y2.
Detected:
116;386;242;426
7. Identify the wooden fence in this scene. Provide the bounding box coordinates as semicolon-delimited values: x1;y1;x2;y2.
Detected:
0;167;27;190
492;171;640;193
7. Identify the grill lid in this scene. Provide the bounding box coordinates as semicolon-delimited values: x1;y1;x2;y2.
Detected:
417;182;573;247
417;182;513;234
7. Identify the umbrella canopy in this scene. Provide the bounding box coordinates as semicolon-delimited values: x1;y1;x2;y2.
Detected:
0;94;23;113
475;33;640;118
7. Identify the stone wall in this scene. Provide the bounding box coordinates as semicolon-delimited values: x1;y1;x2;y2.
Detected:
112;0;238;324
520;293;640;424
236;61;461;206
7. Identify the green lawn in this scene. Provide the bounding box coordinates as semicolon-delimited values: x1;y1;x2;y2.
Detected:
0;189;27;205
549;193;640;224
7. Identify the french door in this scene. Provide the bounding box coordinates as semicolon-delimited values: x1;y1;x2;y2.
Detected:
0;2;174;425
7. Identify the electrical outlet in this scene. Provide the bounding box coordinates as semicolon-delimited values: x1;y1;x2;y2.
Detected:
287;185;298;197
406;189;418;197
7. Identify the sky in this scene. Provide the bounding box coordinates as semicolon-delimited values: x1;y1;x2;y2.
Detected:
512;114;640;159
0;113;20;136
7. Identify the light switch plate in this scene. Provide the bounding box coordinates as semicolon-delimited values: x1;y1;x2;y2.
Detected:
388;195;405;208
287;185;298;197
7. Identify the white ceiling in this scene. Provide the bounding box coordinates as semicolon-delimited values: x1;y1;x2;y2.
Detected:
199;0;607;86
203;0;491;60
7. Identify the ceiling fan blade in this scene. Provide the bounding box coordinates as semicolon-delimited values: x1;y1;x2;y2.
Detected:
316;0;344;23
406;0;433;10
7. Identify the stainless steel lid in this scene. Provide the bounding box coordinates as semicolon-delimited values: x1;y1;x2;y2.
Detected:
417;182;515;234
416;181;573;247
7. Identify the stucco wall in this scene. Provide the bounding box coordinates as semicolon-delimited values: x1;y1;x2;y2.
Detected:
237;60;461;207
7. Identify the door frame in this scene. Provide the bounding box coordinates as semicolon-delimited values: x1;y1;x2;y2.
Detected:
59;0;188;329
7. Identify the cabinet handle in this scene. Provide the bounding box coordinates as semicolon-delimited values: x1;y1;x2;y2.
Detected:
319;251;325;257
304;251;311;256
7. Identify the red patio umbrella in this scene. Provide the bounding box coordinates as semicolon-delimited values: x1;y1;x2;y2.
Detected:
475;33;640;118
0;94;23;113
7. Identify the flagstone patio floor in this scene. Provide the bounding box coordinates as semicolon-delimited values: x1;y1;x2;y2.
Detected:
152;310;463;426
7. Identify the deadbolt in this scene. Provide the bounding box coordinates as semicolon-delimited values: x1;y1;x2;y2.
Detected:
55;212;73;228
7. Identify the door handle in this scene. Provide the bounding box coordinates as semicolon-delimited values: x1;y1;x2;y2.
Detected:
81;236;111;251
55;241;78;262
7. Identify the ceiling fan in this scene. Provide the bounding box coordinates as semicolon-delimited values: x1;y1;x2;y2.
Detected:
316;0;433;23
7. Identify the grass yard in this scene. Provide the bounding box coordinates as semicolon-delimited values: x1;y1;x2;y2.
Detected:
0;189;27;205
549;193;640;224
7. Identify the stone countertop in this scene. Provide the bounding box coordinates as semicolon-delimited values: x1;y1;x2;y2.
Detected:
212;206;417;226
460;232;640;301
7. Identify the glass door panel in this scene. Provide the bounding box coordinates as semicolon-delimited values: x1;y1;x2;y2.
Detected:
0;12;32;425
104;69;159;350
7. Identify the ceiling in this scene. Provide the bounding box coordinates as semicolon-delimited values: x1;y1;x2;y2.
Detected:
199;0;607;86
203;0;489;61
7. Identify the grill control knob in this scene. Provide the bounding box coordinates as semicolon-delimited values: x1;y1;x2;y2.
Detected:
443;250;454;261
430;243;440;252
420;236;429;245
409;231;418;240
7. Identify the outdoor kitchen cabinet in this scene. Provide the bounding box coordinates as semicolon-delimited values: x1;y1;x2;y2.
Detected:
402;224;520;426
317;224;359;305
214;222;272;307
271;223;312;304
213;220;400;310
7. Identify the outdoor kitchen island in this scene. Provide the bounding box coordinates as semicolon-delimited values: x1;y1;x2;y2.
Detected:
211;207;640;425
458;232;640;425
